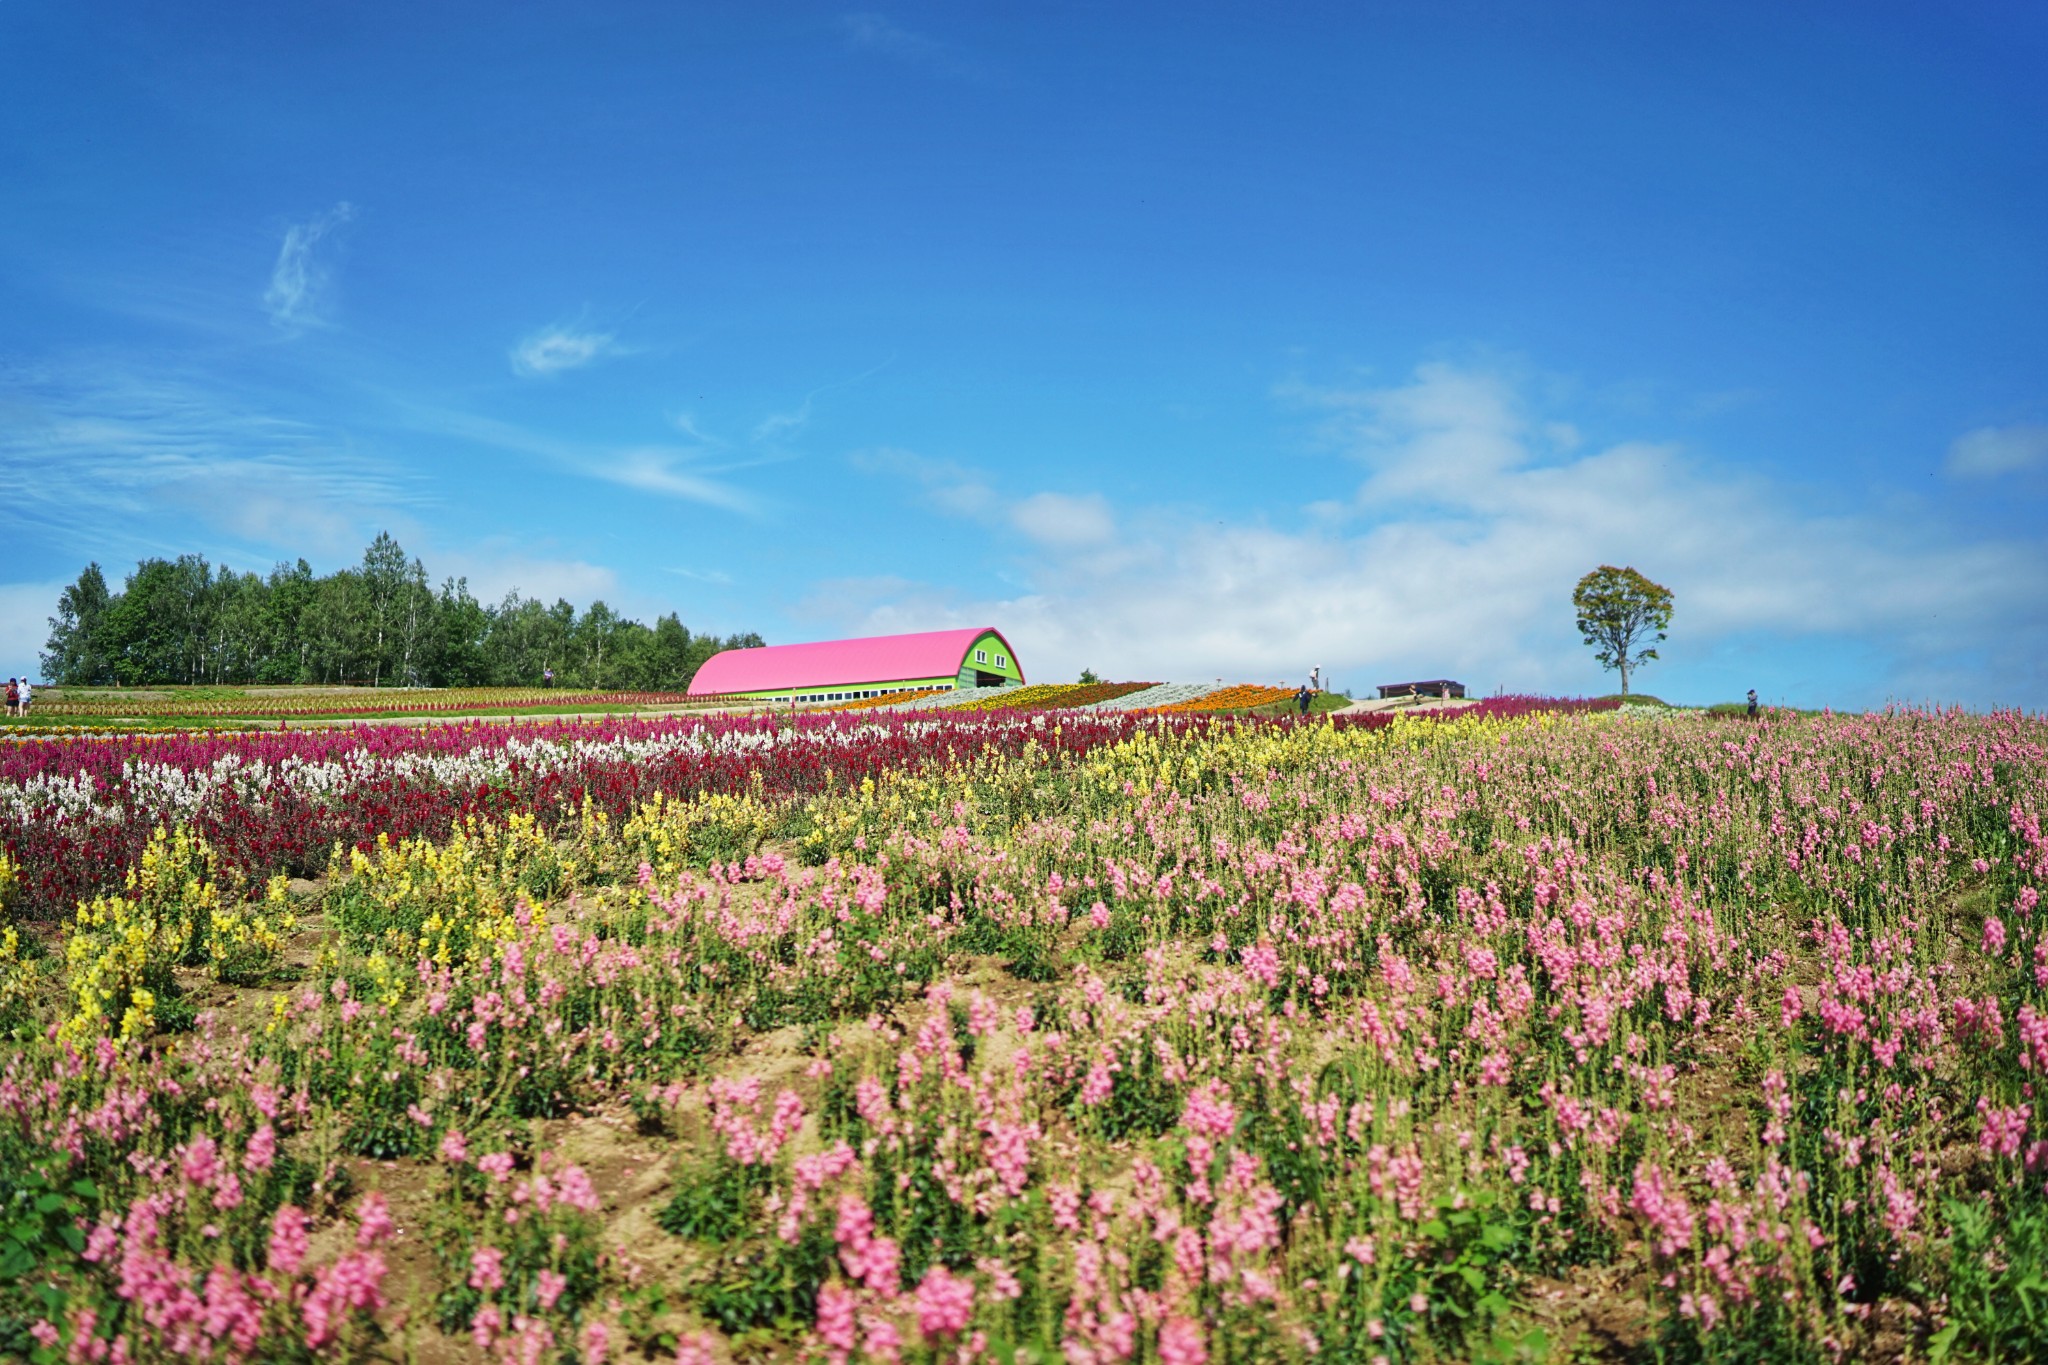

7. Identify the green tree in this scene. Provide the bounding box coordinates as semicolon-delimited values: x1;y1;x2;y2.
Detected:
262;560;318;683
432;578;490;686
1572;565;1673;695
42;563;114;684
37;533;765;689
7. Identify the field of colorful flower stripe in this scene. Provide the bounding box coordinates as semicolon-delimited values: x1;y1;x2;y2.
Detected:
943;681;1160;712
33;687;734;719
0;701;2042;1364
1148;683;1298;712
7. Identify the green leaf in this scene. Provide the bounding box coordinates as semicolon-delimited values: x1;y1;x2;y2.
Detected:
1419;1219;1450;1239
1928;1321;1960;1364
1459;1265;1486;1291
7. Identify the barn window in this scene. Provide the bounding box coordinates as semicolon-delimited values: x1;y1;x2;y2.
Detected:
975;649;987;663
995;654;1007;668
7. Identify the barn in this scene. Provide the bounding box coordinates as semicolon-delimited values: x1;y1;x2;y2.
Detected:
686;626;1025;703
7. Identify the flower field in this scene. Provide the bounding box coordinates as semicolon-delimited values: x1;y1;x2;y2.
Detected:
943;683;1162;713
0;704;2044;1363
31;688;729;722
1147;685;1299;714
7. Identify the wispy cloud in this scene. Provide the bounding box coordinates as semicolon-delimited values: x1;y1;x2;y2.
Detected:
394;403;757;516
511;322;623;378
432;547;620;608
850;447;997;518
665;566;734;586
752;398;813;445
839;13;981;79
851;448;1117;547
828;363;2048;707
1009;491;1116;547
263;202;355;332
0;355;415;563
751;357;898;448
1947;423;2048;477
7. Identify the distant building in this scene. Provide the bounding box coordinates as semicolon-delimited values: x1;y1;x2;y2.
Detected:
1377;679;1466;700
688;627;1025;703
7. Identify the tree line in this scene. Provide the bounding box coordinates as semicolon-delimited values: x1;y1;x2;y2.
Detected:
39;533;764;690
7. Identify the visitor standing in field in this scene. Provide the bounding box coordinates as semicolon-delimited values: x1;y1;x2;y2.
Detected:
1747;689;1758;719
4;678;16;717
16;678;28;717
1296;683;1313;716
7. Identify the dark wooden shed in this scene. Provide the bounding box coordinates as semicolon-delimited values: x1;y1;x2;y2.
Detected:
1376;679;1467;700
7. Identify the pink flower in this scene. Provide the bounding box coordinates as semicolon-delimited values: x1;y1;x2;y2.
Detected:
267;1205;310;1276
536;1269;568;1311
1080;1061;1115;1107
1978;1099;2029;1160
1181;1080;1237;1140
673;1333;719;1365
1985;917;2008;957
244;1124;276;1173
914;1264;975;1338
1159;1316;1207;1365
302;1250;387;1347
579;1318;611;1364
180;1136;220;1188
555;1165;602;1215
440;1129;470;1164
857;1236;901;1297
815;1281;858;1356
477;1151;516;1182
1629;1162;1695;1257
862;1316;904;1364
470;1245;507;1292
355;1191;395;1247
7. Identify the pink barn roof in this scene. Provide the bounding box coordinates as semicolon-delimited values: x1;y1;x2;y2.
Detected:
687;626;1020;696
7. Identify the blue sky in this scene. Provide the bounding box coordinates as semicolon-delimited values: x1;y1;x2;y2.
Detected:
3;0;2045;706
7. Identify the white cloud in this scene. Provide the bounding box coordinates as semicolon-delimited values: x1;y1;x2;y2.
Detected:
435;549;620;609
395;404;756;515
596;448;758;513
1010;491;1115;547
1947;423;2048;477
839;13;979;78
0;357;415;561
850;447;998;518
511;324;621;377
0;581;68;681
821;364;2048;705
263;202;355;331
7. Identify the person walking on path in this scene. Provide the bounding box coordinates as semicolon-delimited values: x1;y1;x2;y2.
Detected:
16;677;29;718
1746;689;1758;720
1296;683;1313;716
4;679;16;718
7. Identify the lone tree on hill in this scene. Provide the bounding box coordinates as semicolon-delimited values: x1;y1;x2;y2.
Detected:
1573;565;1673;695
